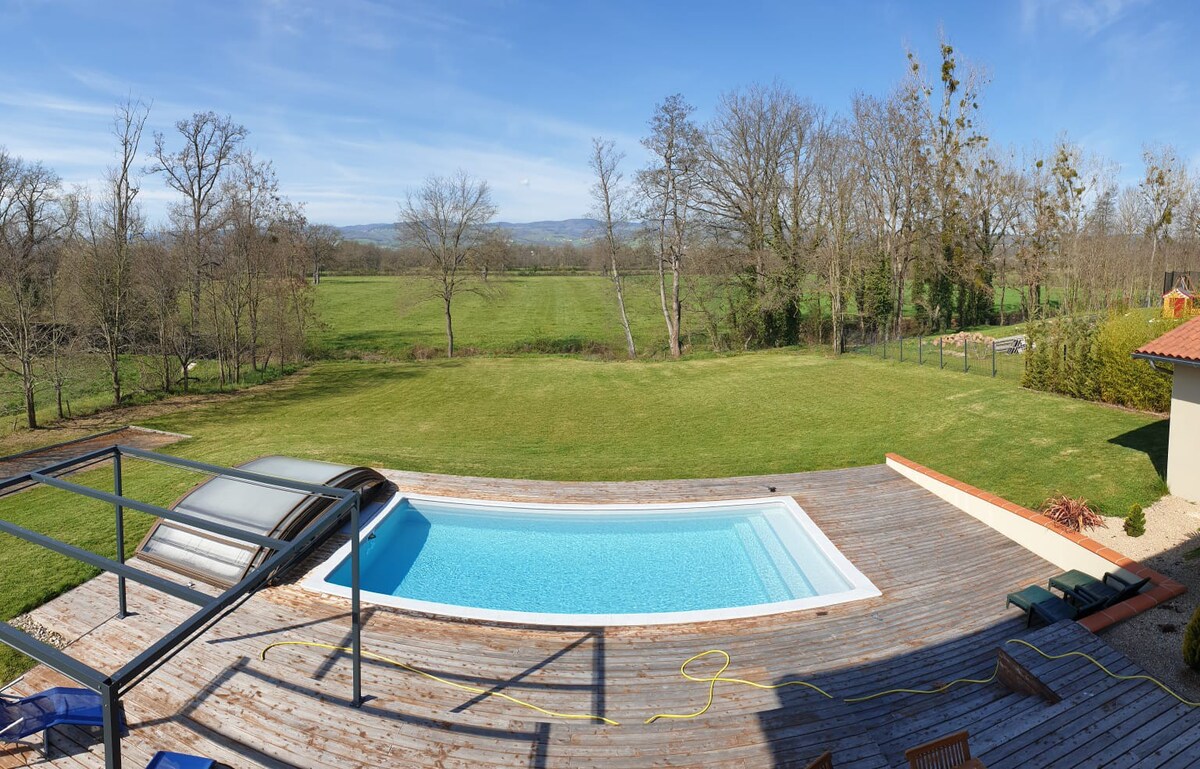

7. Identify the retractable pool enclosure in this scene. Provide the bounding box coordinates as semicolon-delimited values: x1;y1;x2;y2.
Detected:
137;455;388;587
0;446;372;769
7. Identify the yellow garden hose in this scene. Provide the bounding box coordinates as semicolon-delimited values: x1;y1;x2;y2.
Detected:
260;637;1200;727
644;650;835;724
646;638;1200;722
259;640;621;725
1005;638;1200;707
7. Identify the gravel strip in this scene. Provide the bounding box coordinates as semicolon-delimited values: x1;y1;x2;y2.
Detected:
1088;495;1200;700
8;614;67;649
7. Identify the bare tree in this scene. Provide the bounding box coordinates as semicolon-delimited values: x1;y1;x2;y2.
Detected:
73;98;150;405
306;223;341;286
397;171;496;357
148;111;247;388
1140;144;1187;304
851;89;928;335
699;83;819;345
812;119;859;353
589;138;636;359
965;149;1023;323
640;94;700;358
0;153;73;428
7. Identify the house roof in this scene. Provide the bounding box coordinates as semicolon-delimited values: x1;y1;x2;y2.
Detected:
1134;316;1200;364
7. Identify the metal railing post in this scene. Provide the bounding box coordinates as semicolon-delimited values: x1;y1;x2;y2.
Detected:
939;337;944;369
899;334;904;362
351;494;363;708
964;341;969;373
919;335;923;365
101;682;122;769
114;451;127;619
992;341;997;377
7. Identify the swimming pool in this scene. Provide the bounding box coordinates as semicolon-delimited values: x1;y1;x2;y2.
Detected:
305;493;880;625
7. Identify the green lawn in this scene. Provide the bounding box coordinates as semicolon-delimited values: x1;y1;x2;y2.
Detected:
314;274;674;358
0;356;289;440
314;275;1060;361
0;351;1168;680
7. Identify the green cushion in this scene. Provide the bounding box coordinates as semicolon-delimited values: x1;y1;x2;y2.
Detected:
1049;569;1100;594
1007;585;1056;611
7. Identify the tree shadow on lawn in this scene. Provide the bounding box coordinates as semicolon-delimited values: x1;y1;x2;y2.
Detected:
157;364;438;435
1109;419;1170;480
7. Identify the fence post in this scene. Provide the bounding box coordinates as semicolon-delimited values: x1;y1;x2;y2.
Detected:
899;334;904;362
992;341;997;377
939;337;944;369
919;335;923;365
964;341;969;373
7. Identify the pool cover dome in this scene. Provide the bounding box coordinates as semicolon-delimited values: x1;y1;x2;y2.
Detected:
137;456;388;587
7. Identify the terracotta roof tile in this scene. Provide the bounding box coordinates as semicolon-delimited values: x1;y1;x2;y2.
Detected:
1135;316;1200;363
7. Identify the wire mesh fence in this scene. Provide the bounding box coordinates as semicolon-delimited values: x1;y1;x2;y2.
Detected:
842;331;1026;381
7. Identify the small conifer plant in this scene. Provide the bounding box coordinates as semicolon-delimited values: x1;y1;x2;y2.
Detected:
1124;504;1146;538
1183;606;1200;672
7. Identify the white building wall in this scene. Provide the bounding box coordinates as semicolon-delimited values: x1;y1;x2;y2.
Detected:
1168;365;1200;503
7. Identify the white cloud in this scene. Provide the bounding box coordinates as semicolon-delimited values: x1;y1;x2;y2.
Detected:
1020;0;1152;36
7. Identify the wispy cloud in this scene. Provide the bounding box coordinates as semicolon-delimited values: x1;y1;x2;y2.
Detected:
1020;0;1152;36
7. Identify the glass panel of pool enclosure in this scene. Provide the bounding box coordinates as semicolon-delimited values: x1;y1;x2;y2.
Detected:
0;446;371;769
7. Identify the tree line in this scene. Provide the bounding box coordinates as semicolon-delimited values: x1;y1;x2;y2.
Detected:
394;37;1200;359
0;99;323;428
607;41;1200;357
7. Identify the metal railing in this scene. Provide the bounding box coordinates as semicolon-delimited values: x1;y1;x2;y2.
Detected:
843;332;1026;381
0;445;365;769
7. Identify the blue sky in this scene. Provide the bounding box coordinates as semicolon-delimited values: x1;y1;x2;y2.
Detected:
0;0;1195;225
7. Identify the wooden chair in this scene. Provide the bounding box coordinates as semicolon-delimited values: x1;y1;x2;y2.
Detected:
904;730;987;768
804;751;833;769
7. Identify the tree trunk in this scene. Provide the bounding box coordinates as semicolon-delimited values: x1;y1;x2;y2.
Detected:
657;249;677;355
444;297;455;358
997;255;1008;325
110;350;122;406
22;358;36;429
1148;236;1160;306
670;264;682;357
610;257;636;359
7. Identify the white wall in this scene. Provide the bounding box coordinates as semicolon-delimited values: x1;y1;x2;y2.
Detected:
1169;365;1200;503
886;457;1139;584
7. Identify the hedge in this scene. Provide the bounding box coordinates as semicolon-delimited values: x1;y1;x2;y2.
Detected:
1023;311;1181;412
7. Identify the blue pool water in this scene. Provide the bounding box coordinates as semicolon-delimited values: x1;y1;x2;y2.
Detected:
324;496;862;618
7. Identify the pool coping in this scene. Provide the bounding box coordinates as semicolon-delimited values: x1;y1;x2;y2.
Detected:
885;453;1187;633
300;491;882;626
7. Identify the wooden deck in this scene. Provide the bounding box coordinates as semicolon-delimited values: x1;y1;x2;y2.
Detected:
0;427;185;498
1;464;1184;768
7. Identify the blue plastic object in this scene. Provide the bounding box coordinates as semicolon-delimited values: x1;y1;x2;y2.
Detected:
0;686;122;758
0;686;106;738
146;751;217;769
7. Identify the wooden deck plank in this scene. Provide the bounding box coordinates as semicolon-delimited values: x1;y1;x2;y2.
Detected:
0;464;1110;767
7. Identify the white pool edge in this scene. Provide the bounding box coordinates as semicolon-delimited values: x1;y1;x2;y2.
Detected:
301;492;881;627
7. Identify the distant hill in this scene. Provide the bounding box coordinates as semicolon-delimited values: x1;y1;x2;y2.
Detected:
339;218;638;247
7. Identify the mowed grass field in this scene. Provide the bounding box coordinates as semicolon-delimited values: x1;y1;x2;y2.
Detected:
313;274;1052;358
315;274;674;357
0;275;1170;681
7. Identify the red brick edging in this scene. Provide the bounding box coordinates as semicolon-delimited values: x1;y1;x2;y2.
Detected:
885;453;1187;633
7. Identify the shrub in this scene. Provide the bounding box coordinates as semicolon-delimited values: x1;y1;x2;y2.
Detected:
1096;312;1181;412
1041;494;1107;532
1183;605;1200;671
1124;503;1147;537
1024;310;1182;412
1022;317;1099;399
